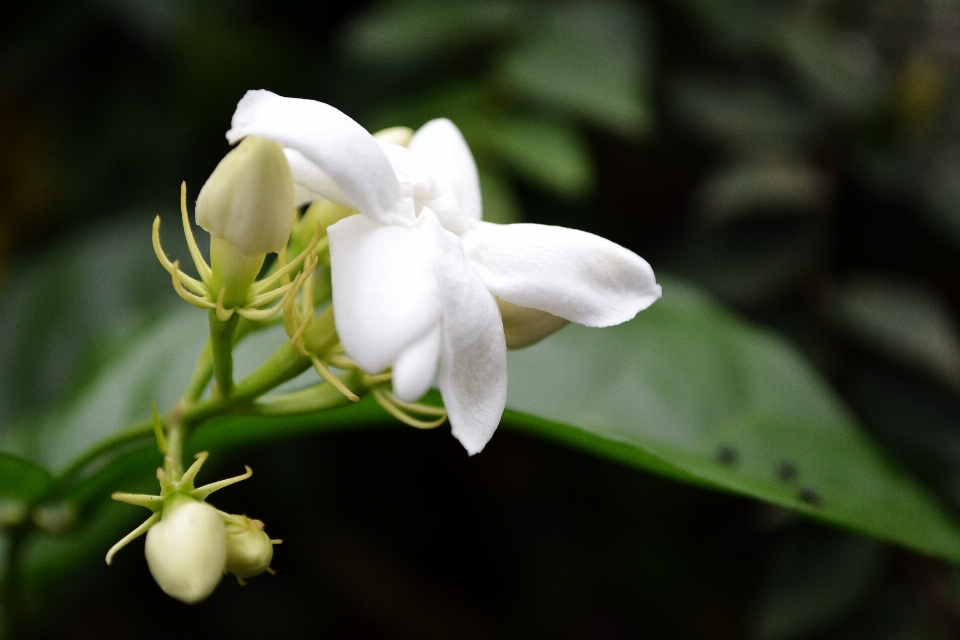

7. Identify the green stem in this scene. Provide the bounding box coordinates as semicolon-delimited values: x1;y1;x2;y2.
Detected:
233;342;312;401
184;342;311;425
252;371;363;415
208;312;240;399
46;329;314;496
176;317;278;409
180;340;213;405
164;420;186;483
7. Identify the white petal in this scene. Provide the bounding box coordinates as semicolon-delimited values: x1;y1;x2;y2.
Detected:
328;214;441;375
284;148;354;209
378;137;469;232
377;141;448;207
377;141;423;187
392;323;441;402
421;212;507;455
461;222;661;327
293;183;322;208
227;90;412;225
409;119;483;221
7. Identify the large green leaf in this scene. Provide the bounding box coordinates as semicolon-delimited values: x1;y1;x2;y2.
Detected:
0;303;386;508
340;0;521;67
47;280;959;564
0;214;185;431
496;1;654;136
7;260;960;572
0;309;208;474
487;117;593;200
504;281;960;563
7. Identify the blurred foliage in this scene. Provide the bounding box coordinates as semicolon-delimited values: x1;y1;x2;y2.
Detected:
4;0;960;638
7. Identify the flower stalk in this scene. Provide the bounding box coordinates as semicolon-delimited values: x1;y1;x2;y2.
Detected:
209;311;240;400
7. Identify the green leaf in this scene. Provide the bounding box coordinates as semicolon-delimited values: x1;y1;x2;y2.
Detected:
496;1;654;136
668;75;820;147
1;301;389;509
0;453;52;505
477;170;521;224
10;241;959;578
830;274;960;391
695;160;829;223
503;279;960;563
1;309;209;474
488;117;593;199
340;0;521;66
0;214;185;431
772;16;889;119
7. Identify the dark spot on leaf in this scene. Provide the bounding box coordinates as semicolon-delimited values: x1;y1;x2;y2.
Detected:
798;487;822;507
777;461;798;483
715;445;738;466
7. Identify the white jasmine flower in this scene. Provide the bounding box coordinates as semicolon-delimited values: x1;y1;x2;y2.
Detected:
226;90;661;454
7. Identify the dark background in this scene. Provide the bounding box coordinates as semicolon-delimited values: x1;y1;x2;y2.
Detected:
3;0;960;638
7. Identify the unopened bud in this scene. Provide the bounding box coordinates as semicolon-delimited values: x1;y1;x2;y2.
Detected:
196;136;295;307
373;126;414;146
289;199;355;259
496;298;569;349
224;515;279;581
144;497;226;604
302;305;338;356
197;136;295;255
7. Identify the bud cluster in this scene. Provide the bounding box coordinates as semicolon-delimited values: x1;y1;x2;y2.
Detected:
107;452;280;604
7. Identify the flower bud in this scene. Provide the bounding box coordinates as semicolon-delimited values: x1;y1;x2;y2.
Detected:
496;298;569;349
208;236;266;309
196;135;295;307
302;304;338;356
144;497;226;604
373;126;414;146
289;199;354;258
197;136;295;255
224;515;277;580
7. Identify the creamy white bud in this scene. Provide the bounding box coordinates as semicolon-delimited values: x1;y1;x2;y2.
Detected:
496;298;569;349
373;126;414;146
196;135;295;257
224;515;275;580
145;498;226;604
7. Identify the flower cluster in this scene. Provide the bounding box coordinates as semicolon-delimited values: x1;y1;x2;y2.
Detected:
225;90;661;453
117;89;659;604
